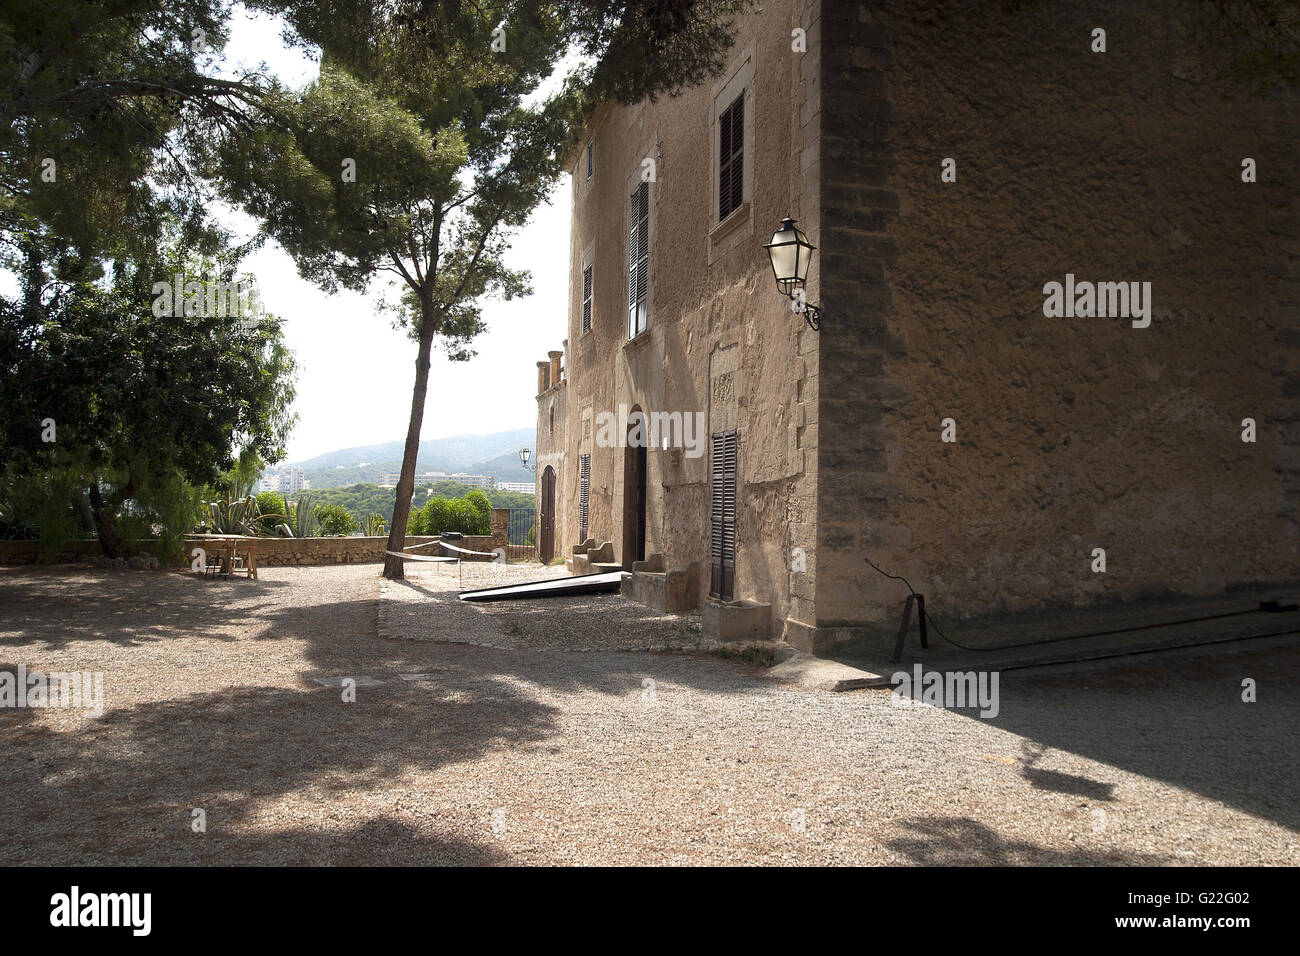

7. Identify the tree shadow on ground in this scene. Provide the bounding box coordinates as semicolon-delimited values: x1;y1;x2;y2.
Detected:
945;642;1300;833
884;816;1173;866
0;675;553;865
0;566;293;649
0;566;774;865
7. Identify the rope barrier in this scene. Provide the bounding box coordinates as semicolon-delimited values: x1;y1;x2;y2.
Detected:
384;550;458;563
403;539;500;558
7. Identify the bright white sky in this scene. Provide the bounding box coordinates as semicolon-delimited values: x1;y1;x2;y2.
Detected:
222;5;570;463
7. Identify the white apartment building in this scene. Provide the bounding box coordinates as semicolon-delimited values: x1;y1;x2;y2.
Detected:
276;468;309;494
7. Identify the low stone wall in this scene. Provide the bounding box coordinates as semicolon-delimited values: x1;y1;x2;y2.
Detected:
0;535;504;567
0;539;144;565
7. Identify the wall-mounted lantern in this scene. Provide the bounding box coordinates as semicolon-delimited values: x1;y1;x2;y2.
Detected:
518;447;535;472
763;217;821;331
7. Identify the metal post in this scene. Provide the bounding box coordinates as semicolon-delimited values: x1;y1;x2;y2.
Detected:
890;593;916;663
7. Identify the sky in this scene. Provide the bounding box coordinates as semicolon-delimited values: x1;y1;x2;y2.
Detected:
221;6;572;464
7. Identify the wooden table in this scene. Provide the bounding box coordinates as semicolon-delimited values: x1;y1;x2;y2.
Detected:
192;535;259;579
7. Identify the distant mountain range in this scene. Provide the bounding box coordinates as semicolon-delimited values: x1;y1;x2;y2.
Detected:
268;427;536;489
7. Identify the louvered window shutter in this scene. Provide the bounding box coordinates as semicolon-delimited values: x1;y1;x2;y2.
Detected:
582;264;592;333
578;454;590;542
718;93;744;221
710;431;737;601
628;182;649;338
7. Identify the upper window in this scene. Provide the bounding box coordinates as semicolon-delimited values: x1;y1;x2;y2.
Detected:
585;140;594;181
582;263;593;333
718;92;744;221
628;181;649;339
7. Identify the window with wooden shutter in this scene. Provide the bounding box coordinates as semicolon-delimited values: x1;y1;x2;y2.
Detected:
578;454;590;542
718;92;744;221
628;181;649;338
582;264;592;333
710;430;737;601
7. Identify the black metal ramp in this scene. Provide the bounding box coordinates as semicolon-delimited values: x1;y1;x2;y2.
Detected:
458;571;625;602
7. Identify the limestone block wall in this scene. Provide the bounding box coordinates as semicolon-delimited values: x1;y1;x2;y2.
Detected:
818;0;1300;632
490;508;510;548
535;373;568;562
559;0;822;637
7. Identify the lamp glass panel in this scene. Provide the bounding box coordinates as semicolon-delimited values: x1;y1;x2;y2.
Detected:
768;240;798;282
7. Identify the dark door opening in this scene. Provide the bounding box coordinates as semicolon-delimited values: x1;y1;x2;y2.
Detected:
623;413;647;568
539;465;556;563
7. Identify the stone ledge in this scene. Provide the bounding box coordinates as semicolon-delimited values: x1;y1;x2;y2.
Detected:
703;599;772;642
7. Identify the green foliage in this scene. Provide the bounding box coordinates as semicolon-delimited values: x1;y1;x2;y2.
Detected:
201;482;264;536
0;242;298;556
464;489;492;524
314;503;358;536
297;484;398;526
362;512;387;536
1;0;747;561
132;466;205;564
0;466;86;560
406;492;491;537
278;494;318;538
1;0;259;269
254;490;288;531
0;497;40;541
484;487;535;510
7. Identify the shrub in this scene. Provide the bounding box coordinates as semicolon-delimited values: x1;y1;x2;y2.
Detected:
464;489;491;524
314;503;357;536
406;493;490;536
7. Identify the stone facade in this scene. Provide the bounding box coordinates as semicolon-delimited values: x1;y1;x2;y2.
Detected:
539;0;1300;650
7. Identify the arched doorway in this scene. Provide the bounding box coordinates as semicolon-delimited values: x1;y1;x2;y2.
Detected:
539;465;556;563
622;408;647;568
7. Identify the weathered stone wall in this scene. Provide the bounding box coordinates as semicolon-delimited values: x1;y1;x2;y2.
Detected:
535;372;568;562
489;508;510;548
818;0;1300;634
558;0;822;637
0;536;502;567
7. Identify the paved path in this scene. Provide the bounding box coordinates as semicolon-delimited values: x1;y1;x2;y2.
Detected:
0;563;1295;865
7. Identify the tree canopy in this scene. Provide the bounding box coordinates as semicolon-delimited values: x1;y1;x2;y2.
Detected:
0;0;751;561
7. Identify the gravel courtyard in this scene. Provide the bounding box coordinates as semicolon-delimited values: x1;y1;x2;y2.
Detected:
1;562;1295;866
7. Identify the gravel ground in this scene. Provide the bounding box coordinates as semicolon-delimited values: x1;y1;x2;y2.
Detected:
0;562;1295;866
379;562;714;651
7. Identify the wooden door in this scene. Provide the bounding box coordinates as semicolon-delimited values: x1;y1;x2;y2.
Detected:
539;465;556;563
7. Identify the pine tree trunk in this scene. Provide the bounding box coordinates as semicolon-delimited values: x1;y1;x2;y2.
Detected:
383;301;438;580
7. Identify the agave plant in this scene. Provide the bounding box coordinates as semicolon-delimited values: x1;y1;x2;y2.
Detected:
362;512;386;536
274;494;318;537
201;483;264;536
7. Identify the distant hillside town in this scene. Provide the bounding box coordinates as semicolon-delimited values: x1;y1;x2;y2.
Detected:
378;471;495;489
257;467;310;494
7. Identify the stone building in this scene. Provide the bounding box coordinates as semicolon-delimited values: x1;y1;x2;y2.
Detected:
535;0;1300;651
